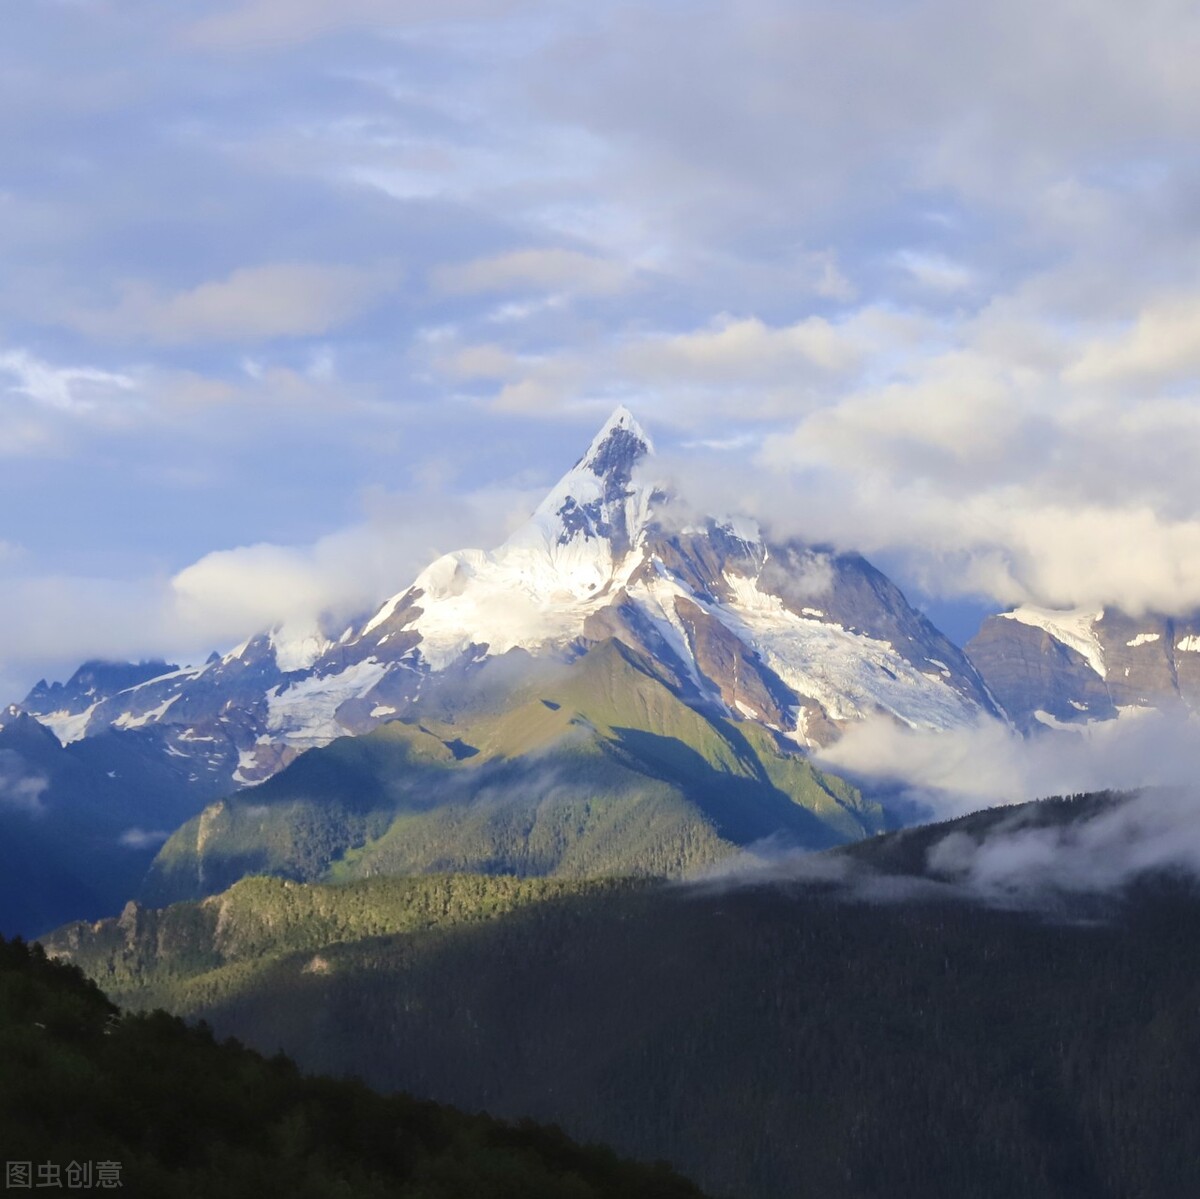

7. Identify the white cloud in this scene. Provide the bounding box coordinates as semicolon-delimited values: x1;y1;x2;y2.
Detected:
434;309;876;422
167;480;545;648
71;263;397;345
0;750;49;815
0;350;136;413
767;348;1033;470
0;342;375;459
624;313;860;380
811;250;856;302
0;479;547;702
432;249;629;298
1066;294;1200;386
816;709;1200;821
895;250;974;294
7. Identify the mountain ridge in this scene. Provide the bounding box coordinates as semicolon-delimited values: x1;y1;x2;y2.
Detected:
11;407;1000;787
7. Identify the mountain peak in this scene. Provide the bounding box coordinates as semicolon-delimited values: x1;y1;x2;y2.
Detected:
578;405;653;473
517;407;655;554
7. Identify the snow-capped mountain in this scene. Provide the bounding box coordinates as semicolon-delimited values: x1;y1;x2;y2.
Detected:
14;407;1000;791
966;605;1200;732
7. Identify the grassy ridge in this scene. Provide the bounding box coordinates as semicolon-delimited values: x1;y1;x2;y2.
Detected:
146;641;880;904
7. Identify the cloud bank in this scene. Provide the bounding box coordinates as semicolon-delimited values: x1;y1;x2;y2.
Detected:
5;0;1200;707
695;784;1200;910
815;710;1200;820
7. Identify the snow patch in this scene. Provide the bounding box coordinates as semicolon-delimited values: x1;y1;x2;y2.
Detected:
1002;605;1106;678
707;571;980;731
113;694;179;731
717;515;762;544
37;703;98;745
1032;709;1086;733
232;746;263;786
1126;632;1160;648
1116;704;1153;719
362;589;411;638
266;658;390;750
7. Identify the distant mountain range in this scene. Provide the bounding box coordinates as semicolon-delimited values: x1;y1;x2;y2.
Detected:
5;407;1200;932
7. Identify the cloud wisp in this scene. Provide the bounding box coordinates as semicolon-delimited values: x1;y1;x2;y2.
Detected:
70;263;400;346
0;750;50;816
814;710;1200;819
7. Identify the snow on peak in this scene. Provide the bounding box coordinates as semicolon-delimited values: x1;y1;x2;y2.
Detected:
517;406;658;557
356;410;661;668
357;410;659;648
537;408;652;511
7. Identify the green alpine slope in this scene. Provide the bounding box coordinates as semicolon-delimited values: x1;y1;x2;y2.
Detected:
145;639;881;904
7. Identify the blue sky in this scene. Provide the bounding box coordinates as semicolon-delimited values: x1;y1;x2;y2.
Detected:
4;0;1200;698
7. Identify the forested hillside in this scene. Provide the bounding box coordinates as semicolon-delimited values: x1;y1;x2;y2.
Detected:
49;852;1200;1199
0;933;707;1198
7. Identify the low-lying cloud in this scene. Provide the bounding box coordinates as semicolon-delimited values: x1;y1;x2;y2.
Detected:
814;710;1200;819
118;827;172;850
692;714;1200;908
0;750;49;815
924;788;1200;897
692;785;1200;910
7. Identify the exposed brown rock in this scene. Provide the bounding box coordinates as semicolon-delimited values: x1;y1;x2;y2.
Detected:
672;596;794;728
1094;612;1182;711
966;617;1116;732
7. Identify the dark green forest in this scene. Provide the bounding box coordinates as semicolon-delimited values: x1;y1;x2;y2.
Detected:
0;933;709;1198
50;845;1200;1199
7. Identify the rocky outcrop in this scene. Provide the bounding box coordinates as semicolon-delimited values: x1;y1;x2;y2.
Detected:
966;618;1116;732
967;606;1200;730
